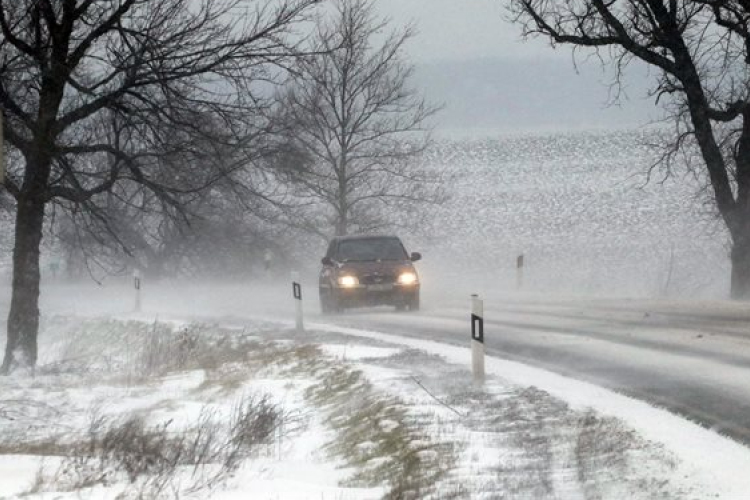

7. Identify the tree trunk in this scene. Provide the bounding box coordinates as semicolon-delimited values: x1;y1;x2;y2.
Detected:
731;229;750;300
2;198;45;374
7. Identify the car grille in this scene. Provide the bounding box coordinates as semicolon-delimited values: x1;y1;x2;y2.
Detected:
359;273;396;285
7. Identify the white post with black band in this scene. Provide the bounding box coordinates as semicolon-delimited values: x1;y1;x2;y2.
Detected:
133;269;142;313
471;294;485;384
292;271;304;333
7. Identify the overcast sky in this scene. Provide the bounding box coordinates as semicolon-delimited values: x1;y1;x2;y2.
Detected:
375;0;544;63
371;0;659;135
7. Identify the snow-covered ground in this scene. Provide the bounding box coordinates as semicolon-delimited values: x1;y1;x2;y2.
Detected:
3;315;749;499
312;321;750;498
0;319;380;499
413;129;727;298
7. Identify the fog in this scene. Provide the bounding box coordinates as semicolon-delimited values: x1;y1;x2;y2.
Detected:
3;5;750;497
0;0;735;359
1;0;712;302
0;127;728;308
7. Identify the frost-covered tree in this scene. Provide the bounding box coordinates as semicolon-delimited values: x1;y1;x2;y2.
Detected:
278;0;442;237
0;0;320;373
511;0;750;299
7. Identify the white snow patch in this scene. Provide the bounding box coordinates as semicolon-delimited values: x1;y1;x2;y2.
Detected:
319;344;402;361
0;456;50;498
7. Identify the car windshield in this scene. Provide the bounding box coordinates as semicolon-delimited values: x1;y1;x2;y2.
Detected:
335;238;407;262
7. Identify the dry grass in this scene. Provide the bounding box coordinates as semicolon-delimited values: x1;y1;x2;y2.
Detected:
28;393;284;498
7;318;684;499
2;319;310;498
353;347;685;500
306;365;456;499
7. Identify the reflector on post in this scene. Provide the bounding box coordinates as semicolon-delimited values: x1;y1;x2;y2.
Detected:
292;271;304;333
516;254;524;290
134;269;142;312
471;294;485;384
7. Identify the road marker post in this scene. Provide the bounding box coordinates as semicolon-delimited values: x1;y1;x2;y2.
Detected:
516;254;524;290
133;269;142;312
471;294;485;384
292;271;304;333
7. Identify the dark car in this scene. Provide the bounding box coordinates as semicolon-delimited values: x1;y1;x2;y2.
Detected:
319;235;421;313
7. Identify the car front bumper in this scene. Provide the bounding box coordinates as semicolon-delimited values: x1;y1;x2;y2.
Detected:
333;284;419;307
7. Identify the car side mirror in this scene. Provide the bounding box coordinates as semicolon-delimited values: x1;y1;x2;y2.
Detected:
321;256;334;266
410;252;422;262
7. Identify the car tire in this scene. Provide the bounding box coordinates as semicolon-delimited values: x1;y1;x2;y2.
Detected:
321;289;344;315
320;289;334;315
408;293;420;312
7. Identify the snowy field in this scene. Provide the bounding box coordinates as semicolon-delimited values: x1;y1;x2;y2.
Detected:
412;129;727;298
0;128;730;298
2;315;749;499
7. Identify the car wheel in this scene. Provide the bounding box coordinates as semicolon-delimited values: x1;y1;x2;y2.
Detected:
320;297;329;315
408;293;420;311
321;289;343;315
320;289;334;315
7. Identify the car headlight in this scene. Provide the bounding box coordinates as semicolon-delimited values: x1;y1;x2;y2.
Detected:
338;275;359;287
398;272;418;285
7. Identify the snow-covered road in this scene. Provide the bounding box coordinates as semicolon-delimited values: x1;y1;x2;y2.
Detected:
316;294;750;445
5;281;750;446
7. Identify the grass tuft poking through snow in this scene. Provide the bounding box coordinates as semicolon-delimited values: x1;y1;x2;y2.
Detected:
2;317;464;499
1;319;299;498
3;316;720;498
313;334;691;499
305;364;456;499
29;393;283;498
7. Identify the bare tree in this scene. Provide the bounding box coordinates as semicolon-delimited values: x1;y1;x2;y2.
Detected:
85;167;288;280
51;122;293;281
0;0;320;373
510;0;750;299
277;0;442;238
